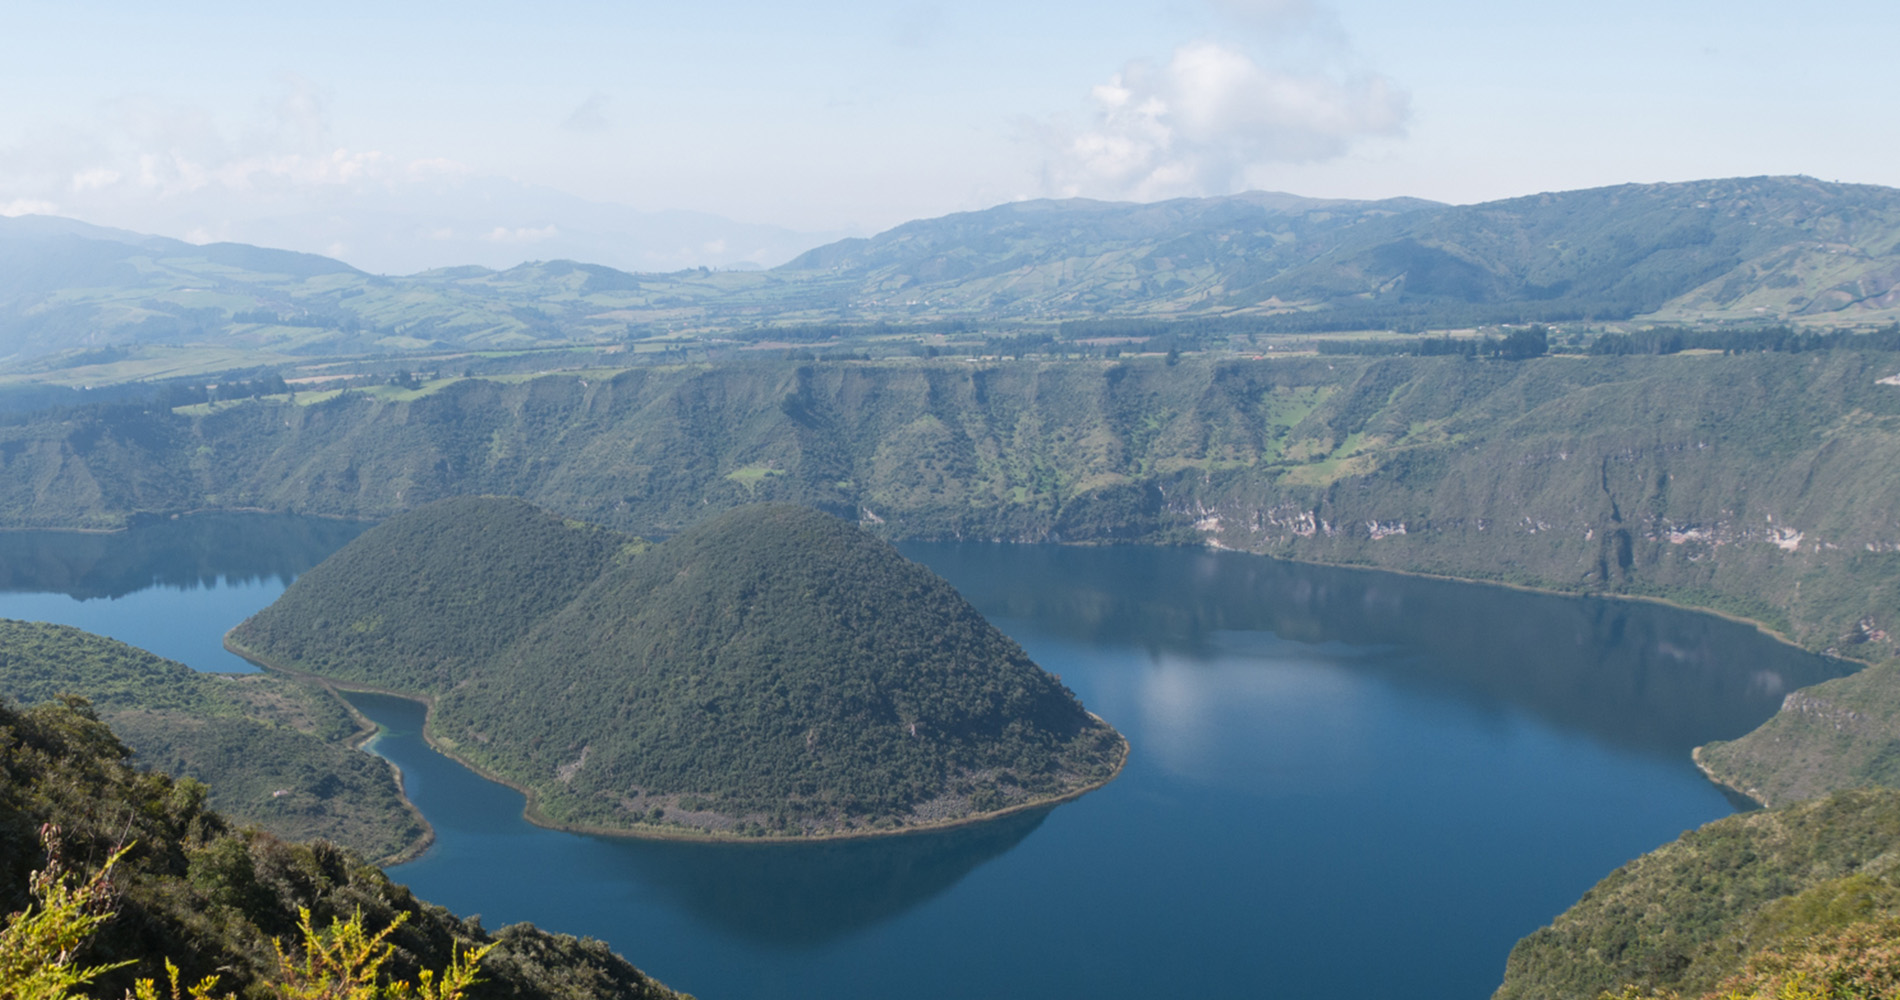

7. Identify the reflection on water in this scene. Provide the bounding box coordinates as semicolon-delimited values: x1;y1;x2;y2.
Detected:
906;542;1849;755
615;809;1050;947
0;515;367;674
0;516;1860;1000
0;514;367;599
347;692;1047;948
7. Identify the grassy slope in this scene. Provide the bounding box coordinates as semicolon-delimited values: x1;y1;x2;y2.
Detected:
0;694;689;1000
1494;789;1900;1000
0;620;425;863
232;500;1125;837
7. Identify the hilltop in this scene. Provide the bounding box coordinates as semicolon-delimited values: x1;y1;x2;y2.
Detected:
231;500;1127;837
0;619;425;863
226;496;631;693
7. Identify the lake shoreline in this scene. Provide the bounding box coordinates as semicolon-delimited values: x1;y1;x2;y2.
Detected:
26;505;1855;670
1197;538;1829;664
0;521;1797;999
1690;745;1769;811
224;632;1131;848
333;691;438;866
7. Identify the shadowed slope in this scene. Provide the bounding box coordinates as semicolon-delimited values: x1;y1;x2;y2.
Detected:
0;694;689;1000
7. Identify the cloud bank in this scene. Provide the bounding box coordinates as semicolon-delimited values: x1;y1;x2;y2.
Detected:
0;81;831;274
1041;0;1409;202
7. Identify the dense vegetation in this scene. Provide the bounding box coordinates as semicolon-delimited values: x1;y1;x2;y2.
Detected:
1697;662;1900;808
0;620;424;863
11;351;1900;665
13;347;1900;817
0;694;687;999
1494;789;1900;1000
224;496;630;694
1686;918;1900;999
232;500;1125;837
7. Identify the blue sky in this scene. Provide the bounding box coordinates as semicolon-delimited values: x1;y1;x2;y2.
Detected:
3;0;1894;272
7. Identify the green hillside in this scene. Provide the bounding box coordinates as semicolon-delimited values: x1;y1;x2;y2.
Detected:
22;348;1887;821
9;176;1900;381
231;501;1126;837
1696;660;1900;808
782;177;1900;327
0;692;687;1000
778;191;1442;320
1494;788;1900;1000
226;495;630;692
0;619;424;863
13;351;1900;666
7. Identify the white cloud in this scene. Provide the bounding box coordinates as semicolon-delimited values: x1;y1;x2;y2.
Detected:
6;79;469;213
0;81;824;274
1042;40;1408;201
0;198;58;217
1039;0;1407;203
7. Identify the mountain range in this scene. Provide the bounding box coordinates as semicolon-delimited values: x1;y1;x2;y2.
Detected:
5;175;1900;373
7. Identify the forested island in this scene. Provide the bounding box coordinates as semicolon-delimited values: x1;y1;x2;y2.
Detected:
229;499;1127;838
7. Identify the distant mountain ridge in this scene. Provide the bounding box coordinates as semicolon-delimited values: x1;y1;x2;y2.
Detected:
6;175;1900;369
780;176;1900;326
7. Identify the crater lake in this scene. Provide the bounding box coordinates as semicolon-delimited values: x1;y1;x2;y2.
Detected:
0;517;1850;999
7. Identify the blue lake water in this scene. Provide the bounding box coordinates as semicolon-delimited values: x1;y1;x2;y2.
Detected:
0;518;1849;999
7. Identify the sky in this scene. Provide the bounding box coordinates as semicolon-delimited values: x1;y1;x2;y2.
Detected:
3;0;1895;274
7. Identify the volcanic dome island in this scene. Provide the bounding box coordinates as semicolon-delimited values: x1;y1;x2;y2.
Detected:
227;497;1128;839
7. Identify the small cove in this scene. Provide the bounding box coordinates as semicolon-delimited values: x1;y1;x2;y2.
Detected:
0;518;1851;999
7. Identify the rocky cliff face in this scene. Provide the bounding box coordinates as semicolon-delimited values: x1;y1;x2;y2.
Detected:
5;352;1899;659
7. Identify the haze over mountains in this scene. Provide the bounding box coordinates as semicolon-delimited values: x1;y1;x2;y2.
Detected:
130;175;843;276
4;175;1900;370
